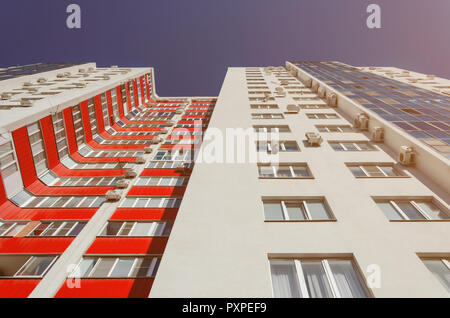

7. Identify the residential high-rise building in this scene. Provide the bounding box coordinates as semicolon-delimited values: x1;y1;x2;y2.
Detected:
0;61;448;298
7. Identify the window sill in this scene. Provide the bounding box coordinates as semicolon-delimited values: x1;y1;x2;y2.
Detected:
259;177;314;180
264;219;337;223
389;219;450;223
354;176;410;179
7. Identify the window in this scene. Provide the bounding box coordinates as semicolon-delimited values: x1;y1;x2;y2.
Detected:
270;258;368;298
120;197;182;209
329;141;376;151
263;200;332;221
252;113;284;119
421;258;450;294
376;199;449;221
306;113;339;119
0;221;27;236
0;140;19;178
258;164;312;178
316;125;353;133
29;221;86;237
254;126;290;133
10;191;106;208
135;177;185;186
251;104;279;109
146;161;193;169
27;122;48;176
100;221;172;237
71;256;160;278
347;164;405;177
256;141;299;152
0;255;58;278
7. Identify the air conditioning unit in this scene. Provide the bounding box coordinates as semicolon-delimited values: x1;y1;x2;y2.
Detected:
327;93;338;107
56;73;64;78
1;93;10;100
152;137;163;144
20;99;33;107
23;82;32;87
312;82;319;93
427;74;435;80
305;132;323;146
135;156;146;164
64;72;71;77
275;87;284;93
371;127;384;142
165;120;175;126
286;104;300;114
124;168;137;179
105;190;121;201
103;75;110;80
317;86;326;98
144;147;153;154
398;146;415;166
88;67;95;72
115;179;129;189
176;110;183;115
354;113;369;131
111;65;118;69
74;82;86;88
37;77;47;83
79;68;86;73
304;78;312;88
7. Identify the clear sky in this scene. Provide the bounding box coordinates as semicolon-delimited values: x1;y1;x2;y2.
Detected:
0;0;449;96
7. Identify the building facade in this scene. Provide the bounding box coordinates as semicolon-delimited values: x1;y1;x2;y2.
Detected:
0;61;448;298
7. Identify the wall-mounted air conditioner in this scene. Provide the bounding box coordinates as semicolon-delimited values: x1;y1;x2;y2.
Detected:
398;146;415;166
305;132;323;146
327;93;337;107
371;127;384;142
105;190;121;201
354;113;369;131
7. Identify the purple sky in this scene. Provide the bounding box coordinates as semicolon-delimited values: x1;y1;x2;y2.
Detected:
0;0;449;96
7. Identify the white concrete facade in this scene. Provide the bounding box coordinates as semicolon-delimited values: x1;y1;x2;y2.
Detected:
150;65;450;298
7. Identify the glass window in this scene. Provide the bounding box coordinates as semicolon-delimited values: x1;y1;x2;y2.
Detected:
270;260;301;298
15;256;57;277
306;202;331;220
285;202;307;220
109;258;135;277
263;203;284;220
422;259;450;294
349;166;367;177
90;258;116;277
415;201;449;220
328;260;368;298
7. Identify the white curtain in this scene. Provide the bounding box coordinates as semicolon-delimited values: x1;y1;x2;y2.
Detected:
270;260;301;298
328;260;367;298
302;261;333;298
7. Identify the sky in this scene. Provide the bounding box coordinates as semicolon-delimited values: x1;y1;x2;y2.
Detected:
0;0;449;97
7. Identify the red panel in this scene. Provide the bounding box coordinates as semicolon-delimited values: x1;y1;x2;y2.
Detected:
0;279;40;298
12;127;37;187
145;74;152;102
127;186;186;197
0;237;73;253
63;107;79;154
86;237;167;254
106;90;115;126
110;208;178;221
94;94;106;133
26;180;112;196
0;201;96;220
132;79;139;108
55;278;153;298
40;116;60;169
116;86;125;117
80;101;93;143
139;76;147;107
140;169;185;177
125;82;132;113
0;170;8;205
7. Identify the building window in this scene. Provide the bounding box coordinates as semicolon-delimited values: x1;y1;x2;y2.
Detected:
347;164;405;177
70;256;160;278
120;197;181;208
256;141;299;152
254;126;290;133
252;113;284;119
27;122;48;176
306;113;339;119
135;177;185;187
29;221;86;237
251;104;279;109
421;258;450;294
0;140;19;179
376;199;449;221
0;255;58;278
329;141;376;151
316;125;354;133
263;199;333;221
100;221;172;237
0;221;27;237
10;190;106;209
269;258;368;298
258;164;312;178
